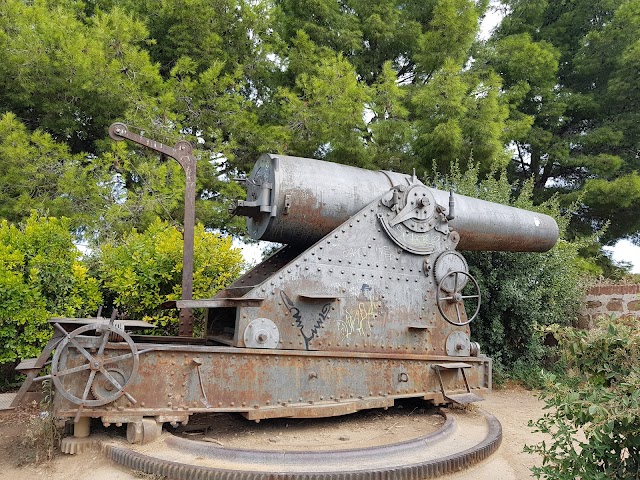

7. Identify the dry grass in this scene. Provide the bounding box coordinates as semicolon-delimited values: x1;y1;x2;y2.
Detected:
14;381;61;466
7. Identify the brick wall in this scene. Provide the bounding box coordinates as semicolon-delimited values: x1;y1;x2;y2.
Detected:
578;284;640;328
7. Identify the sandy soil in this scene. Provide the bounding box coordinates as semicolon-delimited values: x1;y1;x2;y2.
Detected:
0;385;549;479
172;402;446;451
440;386;548;479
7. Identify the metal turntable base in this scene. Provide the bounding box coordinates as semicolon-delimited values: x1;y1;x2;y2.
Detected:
99;405;502;479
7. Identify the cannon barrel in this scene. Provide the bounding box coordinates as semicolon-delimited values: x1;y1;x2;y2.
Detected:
234;154;558;252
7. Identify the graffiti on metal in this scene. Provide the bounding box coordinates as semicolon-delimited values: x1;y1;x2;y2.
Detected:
280;291;330;350
339;285;378;340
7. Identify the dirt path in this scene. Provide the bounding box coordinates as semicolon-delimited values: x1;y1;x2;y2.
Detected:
0;386;548;479
440;386;548;479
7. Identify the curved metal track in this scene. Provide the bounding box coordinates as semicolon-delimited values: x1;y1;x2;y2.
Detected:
102;409;502;479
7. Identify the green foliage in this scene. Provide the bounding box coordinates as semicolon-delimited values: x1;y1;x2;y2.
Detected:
435;164;586;375
413;62;512;174
0;112;109;228
494;0;640;243
525;317;640;479
117;0;272;78
0;0;164;153
0;214;101;369
96;219;244;334
278;32;371;165
414;0;482;76
367;61;411;171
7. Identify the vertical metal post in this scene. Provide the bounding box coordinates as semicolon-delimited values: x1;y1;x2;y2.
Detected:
108;123;195;336
175;141;196;336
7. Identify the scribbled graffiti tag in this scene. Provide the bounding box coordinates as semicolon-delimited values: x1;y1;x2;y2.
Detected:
280;291;330;350
339;296;377;339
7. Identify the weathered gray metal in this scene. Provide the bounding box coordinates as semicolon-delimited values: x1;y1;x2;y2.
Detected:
236;153;558;251
16;152;558;461
108;123;196;337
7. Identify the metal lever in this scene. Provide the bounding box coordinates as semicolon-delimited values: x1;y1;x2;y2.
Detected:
109;122;196;337
447;189;455;221
192;358;211;408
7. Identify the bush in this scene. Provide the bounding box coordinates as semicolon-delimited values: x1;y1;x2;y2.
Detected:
434;164;587;378
0;214;101;385
97;218;244;334
525;317;640;479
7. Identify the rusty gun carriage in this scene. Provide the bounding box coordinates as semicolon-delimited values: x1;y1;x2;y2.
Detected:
13;150;558;447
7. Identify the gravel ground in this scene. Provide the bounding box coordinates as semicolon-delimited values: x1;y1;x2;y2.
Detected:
0;385;549;479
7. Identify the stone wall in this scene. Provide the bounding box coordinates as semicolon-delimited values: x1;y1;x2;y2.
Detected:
578;284;640;328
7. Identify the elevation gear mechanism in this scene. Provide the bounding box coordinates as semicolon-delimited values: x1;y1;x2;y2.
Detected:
91;368;127;400
51;322;139;407
436;270;481;326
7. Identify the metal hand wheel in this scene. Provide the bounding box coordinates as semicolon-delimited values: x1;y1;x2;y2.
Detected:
436;270;481;326
51;323;139;407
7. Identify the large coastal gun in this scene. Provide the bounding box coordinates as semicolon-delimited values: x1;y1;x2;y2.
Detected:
15;153;558;448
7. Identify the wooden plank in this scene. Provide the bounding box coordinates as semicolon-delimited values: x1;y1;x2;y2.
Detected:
15;358;39;372
445;392;485;405
130;335;207;345
10;334;61;408
0;393;17;411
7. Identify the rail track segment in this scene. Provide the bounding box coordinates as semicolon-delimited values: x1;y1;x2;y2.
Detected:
102;406;502;479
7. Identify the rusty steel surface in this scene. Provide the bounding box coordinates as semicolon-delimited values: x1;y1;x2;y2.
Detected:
54;342;490;421
109;123;196;337
49;317;156;329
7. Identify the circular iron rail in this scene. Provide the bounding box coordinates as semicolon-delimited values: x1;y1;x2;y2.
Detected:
102;409;502;479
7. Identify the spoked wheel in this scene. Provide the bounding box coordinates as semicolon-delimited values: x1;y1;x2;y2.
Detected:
436;270;481;326
51;323;139;408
